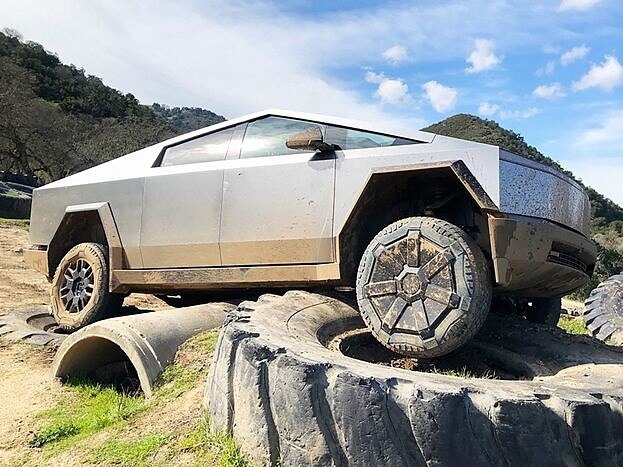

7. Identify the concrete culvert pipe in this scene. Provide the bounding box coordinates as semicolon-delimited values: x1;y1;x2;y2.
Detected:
52;303;234;397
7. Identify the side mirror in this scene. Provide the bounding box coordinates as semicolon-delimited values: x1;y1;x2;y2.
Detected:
286;127;334;152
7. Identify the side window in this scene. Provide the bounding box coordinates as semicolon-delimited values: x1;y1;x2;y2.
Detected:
240;117;324;159
161;127;236;167
325;125;419;150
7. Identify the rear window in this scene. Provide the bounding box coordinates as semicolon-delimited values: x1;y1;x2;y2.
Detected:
326;126;419;150
161;127;235;167
240;116;324;159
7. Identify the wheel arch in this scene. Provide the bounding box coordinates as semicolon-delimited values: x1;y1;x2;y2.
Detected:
336;161;500;283
47;202;124;292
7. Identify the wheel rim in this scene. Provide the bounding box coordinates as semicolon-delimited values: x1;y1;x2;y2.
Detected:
59;258;95;313
361;229;462;347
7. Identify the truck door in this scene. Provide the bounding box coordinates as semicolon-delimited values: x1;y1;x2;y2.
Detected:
139;124;244;268
219;116;336;265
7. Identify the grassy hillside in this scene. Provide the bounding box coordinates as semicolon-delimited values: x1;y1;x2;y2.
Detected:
0;30;223;185
423;114;623;297
151;103;225;132
423;114;623;230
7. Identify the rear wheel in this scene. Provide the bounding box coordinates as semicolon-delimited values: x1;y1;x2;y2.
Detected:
50;242;123;331
356;216;492;358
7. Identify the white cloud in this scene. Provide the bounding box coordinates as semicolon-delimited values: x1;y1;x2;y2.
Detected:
560;45;589;65
365;71;385;84
422;81;458;113
566;110;623;206
0;0;613;134
499;107;540;119
1;0;436;131
0;0;601;85
576;111;623;145
533;83;566;99
478;102;500;117
376;79;409;104
365;71;410;104
543;44;560;55
382;45;408;64
465;39;502;74
573;55;623;91
558;0;602;11
563;158;623;206
536;60;556;76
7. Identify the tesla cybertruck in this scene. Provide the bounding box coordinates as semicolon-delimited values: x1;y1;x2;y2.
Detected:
25;110;596;357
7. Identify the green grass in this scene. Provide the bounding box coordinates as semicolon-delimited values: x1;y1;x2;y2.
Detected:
185;329;220;354
1;188;24;198
178;416;249;467
431;366;496;379
29;420;79;448
0;217;29;229
26;330;247;466
30;375;145;453
153;331;219;401
155;363;202;401
91;434;168;466
557;316;590;335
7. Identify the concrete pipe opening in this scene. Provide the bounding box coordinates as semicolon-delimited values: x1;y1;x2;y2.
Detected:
53;333;143;393
52;303;234;397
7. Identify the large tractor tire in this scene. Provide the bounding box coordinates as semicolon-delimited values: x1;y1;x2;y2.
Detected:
205;291;623;467
50;242;123;332
356;217;492;358
584;273;623;345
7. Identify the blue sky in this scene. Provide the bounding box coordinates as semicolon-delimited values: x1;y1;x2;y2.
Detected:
2;0;623;204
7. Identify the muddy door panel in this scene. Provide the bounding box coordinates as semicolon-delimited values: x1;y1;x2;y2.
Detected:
220;153;335;265
139;162;224;268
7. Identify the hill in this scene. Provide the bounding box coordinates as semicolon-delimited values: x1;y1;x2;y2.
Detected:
422;114;623;231
0;30;223;185
423;114;623;296
151;103;225;132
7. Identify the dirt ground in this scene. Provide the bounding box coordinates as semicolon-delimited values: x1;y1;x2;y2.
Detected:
0;223;169;314
0;224;184;465
0;225;59;464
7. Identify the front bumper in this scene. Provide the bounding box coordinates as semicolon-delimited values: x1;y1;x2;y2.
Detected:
24;247;49;278
489;215;597;297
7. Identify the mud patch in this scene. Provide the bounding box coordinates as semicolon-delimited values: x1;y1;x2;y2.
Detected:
326;310;623;382
332;328;524;380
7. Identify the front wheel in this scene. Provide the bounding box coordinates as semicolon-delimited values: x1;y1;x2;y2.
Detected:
50;242;123;331
356;217;492;358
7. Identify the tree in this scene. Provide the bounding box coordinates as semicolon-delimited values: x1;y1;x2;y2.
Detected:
0;58;81;181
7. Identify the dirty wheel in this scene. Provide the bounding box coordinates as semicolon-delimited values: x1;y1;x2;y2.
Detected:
584;273;623;344
356;217;491;358
524;297;562;326
51;242;123;331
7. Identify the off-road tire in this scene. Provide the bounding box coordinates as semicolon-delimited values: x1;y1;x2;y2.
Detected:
584;274;623;344
356;217;492;358
50;242;123;331
525;297;562;326
206;291;623;467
